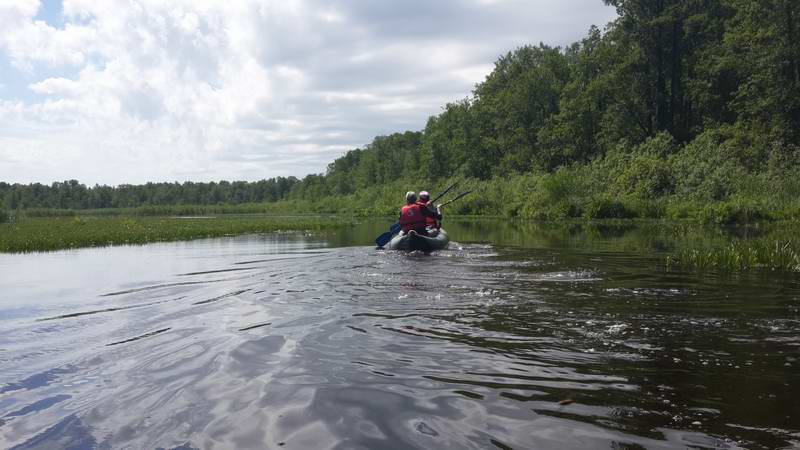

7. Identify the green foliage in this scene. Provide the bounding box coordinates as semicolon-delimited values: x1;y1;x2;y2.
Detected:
585;196;637;219
0;208;9;224
667;240;800;272
17;202;316;218
669;129;746;201
21;208;78;217
697;198;772;225
0;216;353;253
620;154;674;199
590;134;675;200
474;45;572;174
518;168;585;220
723;0;800;143
0;178;300;210
628;198;667;219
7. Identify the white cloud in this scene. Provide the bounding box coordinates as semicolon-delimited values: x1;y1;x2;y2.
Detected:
0;0;617;185
28;77;78;95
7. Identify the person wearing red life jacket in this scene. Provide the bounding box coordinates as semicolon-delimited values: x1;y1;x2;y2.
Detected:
417;190;442;230
399;191;441;236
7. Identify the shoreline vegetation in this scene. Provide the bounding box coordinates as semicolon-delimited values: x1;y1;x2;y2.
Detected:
0;215;355;254
666;240;800;273
3;166;800;224
1;212;799;274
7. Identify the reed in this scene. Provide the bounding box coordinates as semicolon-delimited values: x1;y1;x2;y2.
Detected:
0;215;354;253
667;240;800;272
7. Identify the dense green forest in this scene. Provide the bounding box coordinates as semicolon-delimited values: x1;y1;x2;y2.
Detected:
3;0;800;224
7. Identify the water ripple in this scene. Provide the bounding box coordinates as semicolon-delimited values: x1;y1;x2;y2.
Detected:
0;233;797;449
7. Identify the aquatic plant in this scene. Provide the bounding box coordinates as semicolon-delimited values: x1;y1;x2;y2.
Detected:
667;240;800;272
0;215;355;253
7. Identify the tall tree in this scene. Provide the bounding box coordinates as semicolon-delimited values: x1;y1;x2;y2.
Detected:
472;44;571;174
724;0;800;144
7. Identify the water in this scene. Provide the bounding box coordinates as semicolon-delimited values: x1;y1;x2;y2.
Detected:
1;220;799;449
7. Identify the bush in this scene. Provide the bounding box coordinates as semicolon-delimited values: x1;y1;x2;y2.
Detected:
670;130;747;201
519;168;586;220
586;135;674;200
0;209;9;224
636;132;678;157
664;200;703;220
759;142;800;203
540;168;575;200
613;153;673;199
585;196;637;219
628;198;667;219
698;199;772;225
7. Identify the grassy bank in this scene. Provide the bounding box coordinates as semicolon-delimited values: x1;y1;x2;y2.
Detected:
0;215;355;253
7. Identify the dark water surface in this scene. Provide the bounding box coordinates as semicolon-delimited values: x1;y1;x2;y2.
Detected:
1;220;798;449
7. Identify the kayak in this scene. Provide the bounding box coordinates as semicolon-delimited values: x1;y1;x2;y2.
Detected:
386;228;450;252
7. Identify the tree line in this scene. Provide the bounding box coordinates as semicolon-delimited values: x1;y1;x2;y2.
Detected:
0;178;299;210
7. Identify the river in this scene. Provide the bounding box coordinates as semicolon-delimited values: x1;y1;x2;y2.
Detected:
1;220;798;449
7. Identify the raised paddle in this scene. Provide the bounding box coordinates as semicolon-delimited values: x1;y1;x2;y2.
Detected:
438;190;472;208
375;181;458;248
428;181;460;205
431;190;471;229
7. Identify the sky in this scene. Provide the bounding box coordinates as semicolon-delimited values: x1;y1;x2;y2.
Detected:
0;0;617;186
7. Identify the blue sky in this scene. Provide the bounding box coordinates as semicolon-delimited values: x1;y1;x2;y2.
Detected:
0;0;617;185
34;0;64;25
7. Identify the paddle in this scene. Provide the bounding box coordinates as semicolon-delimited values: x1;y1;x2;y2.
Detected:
438;190;472;208
374;226;399;249
431;190;472;230
428;181;460;205
374;181;458;248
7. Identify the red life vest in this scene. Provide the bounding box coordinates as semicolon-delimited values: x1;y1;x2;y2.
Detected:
417;201;437;227
400;203;427;232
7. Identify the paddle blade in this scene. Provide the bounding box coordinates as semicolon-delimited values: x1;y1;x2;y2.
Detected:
375;222;401;248
375;231;394;248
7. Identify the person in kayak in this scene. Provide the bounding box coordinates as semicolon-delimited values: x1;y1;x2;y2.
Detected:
416;190;440;230
399;191;442;236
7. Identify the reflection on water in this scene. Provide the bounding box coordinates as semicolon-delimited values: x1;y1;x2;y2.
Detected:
1;221;799;449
